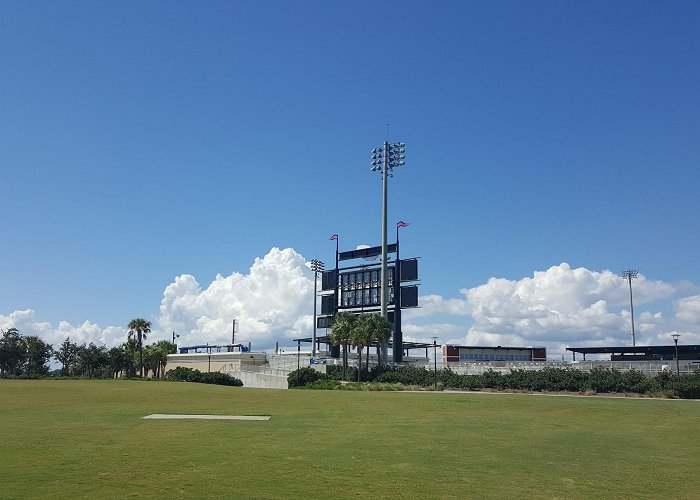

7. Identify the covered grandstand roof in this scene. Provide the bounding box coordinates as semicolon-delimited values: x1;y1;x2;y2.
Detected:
292;335;438;350
566;345;700;355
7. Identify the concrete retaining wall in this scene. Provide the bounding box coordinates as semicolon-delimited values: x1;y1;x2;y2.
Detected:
226;369;288;389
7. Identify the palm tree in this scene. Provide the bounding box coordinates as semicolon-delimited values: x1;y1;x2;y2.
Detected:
142;344;157;378
127;318;151;378
352;315;371;382
330;312;356;380
122;338;139;378
365;313;393;368
144;340;176;378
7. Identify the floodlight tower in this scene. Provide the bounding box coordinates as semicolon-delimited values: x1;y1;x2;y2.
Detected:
310;259;324;357
621;269;639;346
371;141;405;323
431;336;439;390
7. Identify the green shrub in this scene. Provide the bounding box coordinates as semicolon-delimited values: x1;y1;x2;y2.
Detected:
288;367;329;388
655;371;675;390
481;370;507;389
438;368;462;389
586;367;621;393
337;382;429;391
326;365;360;381
199;371;244;386
164;367;201;382
458;375;483;391
670;372;700;399
374;366;434;386
505;368;589;392
297;379;341;390
164;367;243;387
336;382;365;391
620;370;655;394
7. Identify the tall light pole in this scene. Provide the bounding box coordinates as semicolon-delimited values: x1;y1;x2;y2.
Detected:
431;336;438;390
310;259;324;358
621;269;639;346
671;333;681;376
371;141;405;362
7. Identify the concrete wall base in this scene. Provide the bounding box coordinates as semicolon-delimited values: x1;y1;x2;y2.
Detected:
225;369;288;389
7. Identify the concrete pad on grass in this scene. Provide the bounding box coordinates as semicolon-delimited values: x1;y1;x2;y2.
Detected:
143;414;270;420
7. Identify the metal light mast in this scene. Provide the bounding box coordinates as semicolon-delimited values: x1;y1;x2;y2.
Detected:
621;269;639;346
310;259;324;357
431;336;438;390
671;332;681;376
371;141;405;321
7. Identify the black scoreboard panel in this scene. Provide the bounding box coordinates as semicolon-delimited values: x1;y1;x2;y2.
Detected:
400;258;418;281
339;267;395;307
321;294;336;315
321;269;337;291
400;286;418;307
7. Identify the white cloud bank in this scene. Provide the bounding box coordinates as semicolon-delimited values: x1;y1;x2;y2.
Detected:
3;254;700;356
0;309;127;348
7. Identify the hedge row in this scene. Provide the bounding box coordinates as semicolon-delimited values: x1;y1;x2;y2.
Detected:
165;367;243;387
288;366;700;399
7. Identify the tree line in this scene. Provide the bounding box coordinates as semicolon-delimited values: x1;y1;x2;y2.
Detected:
0;318;175;379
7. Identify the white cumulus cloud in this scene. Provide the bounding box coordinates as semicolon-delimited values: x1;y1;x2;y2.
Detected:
414;263;678;350
676;294;700;324
158;247;315;349
402;322;465;344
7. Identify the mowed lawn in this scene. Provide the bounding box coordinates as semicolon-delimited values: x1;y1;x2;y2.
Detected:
1;380;698;499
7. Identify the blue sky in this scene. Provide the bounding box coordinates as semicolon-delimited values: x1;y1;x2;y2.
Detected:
2;1;699;357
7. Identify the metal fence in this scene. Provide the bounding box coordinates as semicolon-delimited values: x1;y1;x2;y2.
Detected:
567;361;698;375
227;355;699;378
438;362;548;375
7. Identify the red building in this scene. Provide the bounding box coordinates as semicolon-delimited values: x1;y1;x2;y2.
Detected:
443;345;547;364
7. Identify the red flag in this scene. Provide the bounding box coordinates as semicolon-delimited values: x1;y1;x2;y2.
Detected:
329;234;338;240
396;221;409;228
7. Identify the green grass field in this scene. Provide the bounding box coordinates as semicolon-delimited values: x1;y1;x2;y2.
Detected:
1;380;698;499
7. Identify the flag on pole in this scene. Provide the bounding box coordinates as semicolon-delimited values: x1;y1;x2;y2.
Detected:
329;234;338;240
396;221;410;228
